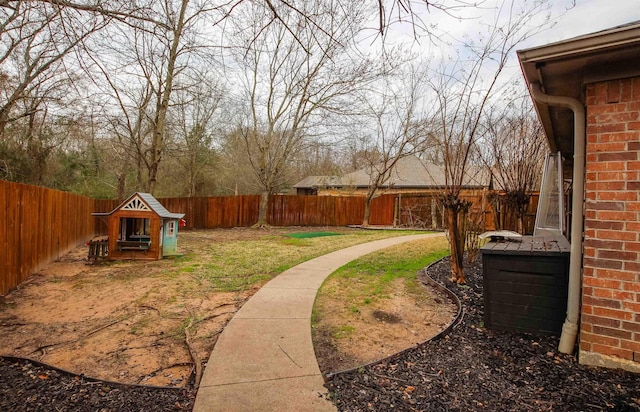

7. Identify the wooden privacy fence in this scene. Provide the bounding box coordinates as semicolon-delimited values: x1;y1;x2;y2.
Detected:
0;181;98;295
94;192;538;233
95;195;373;231
491;193;539;235
392;191;539;234
93;195;262;231
2;183;539;295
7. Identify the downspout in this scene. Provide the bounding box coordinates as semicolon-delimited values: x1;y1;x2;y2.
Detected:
529;82;585;355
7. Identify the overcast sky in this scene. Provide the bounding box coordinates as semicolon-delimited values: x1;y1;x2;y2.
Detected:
376;0;640;98
525;0;639;46
371;1;639;73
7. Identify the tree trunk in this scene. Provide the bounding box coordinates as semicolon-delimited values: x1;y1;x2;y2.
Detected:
148;0;189;196
516;196;529;235
443;194;471;284
253;190;270;228
117;172;127;202
148;159;159;194
362;198;371;227
362;186;377;227
431;197;438;230
445;205;466;284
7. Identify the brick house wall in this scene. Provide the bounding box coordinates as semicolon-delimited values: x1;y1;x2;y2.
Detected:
581;77;640;371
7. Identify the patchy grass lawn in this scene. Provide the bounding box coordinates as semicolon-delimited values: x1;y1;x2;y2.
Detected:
168;227;425;292
312;235;457;373
0;227;423;387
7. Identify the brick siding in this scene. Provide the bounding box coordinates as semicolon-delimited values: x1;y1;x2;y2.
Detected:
582;77;640;367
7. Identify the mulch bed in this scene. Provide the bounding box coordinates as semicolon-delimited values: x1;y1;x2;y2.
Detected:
326;256;640;411
2;255;639;411
0;357;195;411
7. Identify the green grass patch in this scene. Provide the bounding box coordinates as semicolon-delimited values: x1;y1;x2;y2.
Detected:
315;236;450;312
331;325;355;339
167;229;426;293
284;231;341;239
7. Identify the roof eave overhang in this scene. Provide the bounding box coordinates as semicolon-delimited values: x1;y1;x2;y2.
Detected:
518;22;640;158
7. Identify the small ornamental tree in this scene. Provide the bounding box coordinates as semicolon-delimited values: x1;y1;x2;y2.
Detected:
428;0;554;284
483;94;547;234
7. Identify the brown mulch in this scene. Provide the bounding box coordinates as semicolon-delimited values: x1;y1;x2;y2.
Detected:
2;255;639;411
326;256;640;411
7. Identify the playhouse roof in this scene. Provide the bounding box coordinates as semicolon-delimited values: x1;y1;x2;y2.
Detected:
93;192;185;219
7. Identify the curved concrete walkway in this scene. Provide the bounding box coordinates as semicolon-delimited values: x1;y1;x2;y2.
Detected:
193;233;444;412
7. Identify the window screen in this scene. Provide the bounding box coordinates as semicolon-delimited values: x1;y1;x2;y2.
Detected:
534;152;564;237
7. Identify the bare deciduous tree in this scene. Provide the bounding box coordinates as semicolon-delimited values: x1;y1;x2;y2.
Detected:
229;1;384;227
0;1;107;135
429;0;554;284
0;0;567;204
172;74;224;197
483;93;547;233
87;0;218;195
356;67;432;226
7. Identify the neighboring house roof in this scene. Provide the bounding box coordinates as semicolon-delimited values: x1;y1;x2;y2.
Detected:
293;175;344;189
93;192;185;219
518;20;640;158
294;156;490;190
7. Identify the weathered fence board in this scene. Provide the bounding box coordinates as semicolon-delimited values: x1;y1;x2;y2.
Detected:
369;195;394;226
269;195;365;226
0;181;99;295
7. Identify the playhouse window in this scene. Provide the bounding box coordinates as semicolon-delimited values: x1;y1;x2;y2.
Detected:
167;221;176;237
119;217;151;241
136;218;151;236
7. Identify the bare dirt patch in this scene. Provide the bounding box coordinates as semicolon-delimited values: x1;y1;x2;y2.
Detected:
0;227;426;390
313;278;456;374
0;232;250;387
312;237;457;374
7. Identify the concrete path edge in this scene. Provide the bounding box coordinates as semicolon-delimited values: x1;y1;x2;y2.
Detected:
193;233;445;412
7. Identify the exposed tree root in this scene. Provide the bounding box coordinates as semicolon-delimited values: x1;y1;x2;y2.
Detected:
32;340;75;356
31;315;132;358
105;342;163;355
136;304;161;314
184;318;202;389
137;362;193;385
182;302;233;390
193;311;235;326
84;315;131;337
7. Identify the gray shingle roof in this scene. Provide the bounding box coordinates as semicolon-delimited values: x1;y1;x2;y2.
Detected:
293;175;344;188
94;192;185;219
137;193;185;219
294;156;490;189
